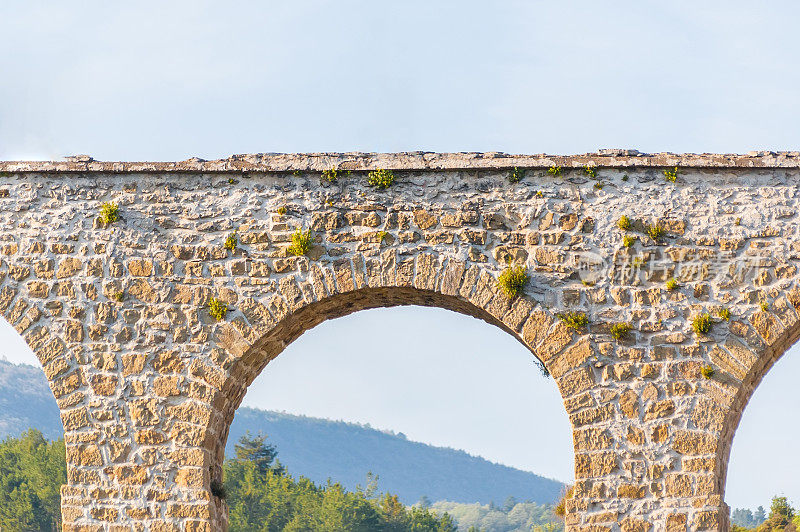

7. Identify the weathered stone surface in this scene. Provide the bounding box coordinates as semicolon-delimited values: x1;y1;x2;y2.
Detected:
1;154;798;530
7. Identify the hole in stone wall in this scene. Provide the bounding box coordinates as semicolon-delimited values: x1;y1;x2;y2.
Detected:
226;305;573;530
726;342;800;529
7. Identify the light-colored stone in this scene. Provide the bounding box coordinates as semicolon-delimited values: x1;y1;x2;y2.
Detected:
1;154;798;530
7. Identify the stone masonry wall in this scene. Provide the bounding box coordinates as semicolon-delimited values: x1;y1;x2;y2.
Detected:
1;151;799;531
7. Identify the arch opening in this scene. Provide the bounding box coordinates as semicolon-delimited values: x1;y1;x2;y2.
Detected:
0;315;63;440
0;315;66;531
211;287;574;529
724;337;800;528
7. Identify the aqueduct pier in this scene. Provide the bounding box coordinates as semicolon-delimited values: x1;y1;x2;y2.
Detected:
1;150;799;531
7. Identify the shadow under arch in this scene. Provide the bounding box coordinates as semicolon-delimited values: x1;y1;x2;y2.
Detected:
207;283;581;515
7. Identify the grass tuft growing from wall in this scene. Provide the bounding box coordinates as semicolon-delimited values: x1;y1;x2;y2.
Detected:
208;297;228;321
497;265;529;298
692;313;712;335
99;202;120;225
558;311;588;330
368;169;395;189
508;167;525;183
225;231;238;252
287;228;312;256
610;322;632;340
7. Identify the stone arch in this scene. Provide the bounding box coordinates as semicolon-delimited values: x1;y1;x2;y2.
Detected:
710;288;800;510
0;278;97;527
0;285;84;427
195;255;588;529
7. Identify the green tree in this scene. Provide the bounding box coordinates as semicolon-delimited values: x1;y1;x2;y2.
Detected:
224;433;457;532
407;506;458;531
503;495;518;512
756;496;796;531
0;429;66;532
233;431;283;475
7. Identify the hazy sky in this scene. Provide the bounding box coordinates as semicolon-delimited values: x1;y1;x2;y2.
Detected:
1;0;799;510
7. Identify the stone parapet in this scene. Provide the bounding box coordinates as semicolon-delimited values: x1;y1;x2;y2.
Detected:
3;150;800;174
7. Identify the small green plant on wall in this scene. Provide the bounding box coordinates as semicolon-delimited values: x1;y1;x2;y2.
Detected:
666;278;679;291
700;364;715;379
558;311;588;330
99;202;120;225
692;313;712;335
623;235;636;248
547;165;562;177
208;297;228;321
610;322;631;340
508;167;525;183
367;168;395;189
322;168;338;183
287;228;312;256
717;307;731;321
760;301;770;312
277;206;287;215
224;231;238;252
583;165;597;178
322;167;349;183
113;291;124;302
664;167;679;183
497;265;529;298
618;215;633;231
647;223;665;241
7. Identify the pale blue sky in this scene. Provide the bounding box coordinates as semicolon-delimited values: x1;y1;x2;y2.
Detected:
1;0;800;510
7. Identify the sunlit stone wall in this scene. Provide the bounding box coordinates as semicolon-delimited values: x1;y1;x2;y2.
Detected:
1;151;799;531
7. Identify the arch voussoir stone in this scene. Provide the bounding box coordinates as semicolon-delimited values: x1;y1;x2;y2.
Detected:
1;152;800;530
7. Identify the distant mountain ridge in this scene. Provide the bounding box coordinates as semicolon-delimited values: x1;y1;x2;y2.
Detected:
228;407;564;505
0;359;564;505
0;359;63;439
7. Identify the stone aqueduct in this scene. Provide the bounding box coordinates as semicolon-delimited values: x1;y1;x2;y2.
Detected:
0;151;799;531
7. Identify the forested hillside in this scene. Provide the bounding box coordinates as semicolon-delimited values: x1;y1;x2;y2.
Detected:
229;407;564;505
0;360;62;439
